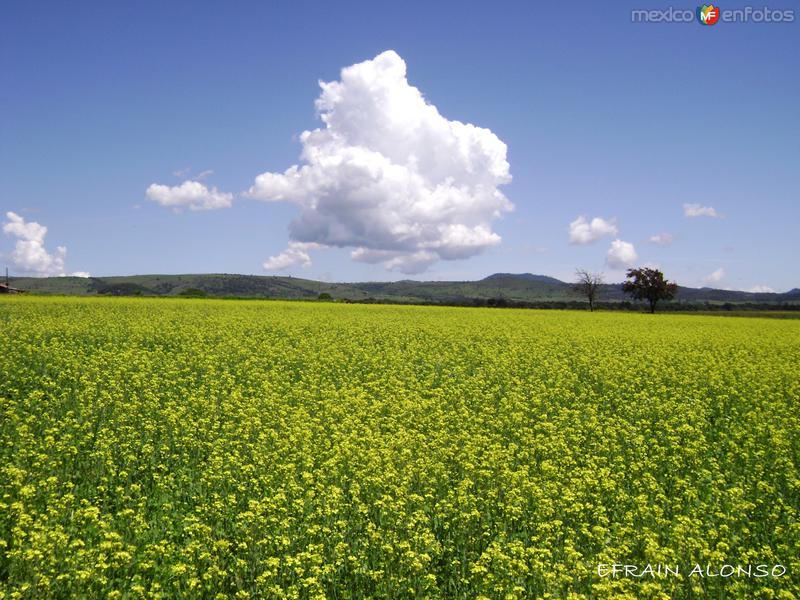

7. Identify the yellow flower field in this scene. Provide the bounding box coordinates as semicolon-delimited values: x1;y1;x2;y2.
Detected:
1;296;798;598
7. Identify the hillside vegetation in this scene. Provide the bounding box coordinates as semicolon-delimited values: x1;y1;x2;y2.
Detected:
8;273;800;308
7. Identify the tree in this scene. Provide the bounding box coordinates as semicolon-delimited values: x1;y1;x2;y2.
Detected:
621;267;678;313
573;269;603;312
317;292;333;301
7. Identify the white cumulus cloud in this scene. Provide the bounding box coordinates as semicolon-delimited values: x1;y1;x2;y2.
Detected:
568;216;617;245
263;242;321;271
2;212;80;277
605;239;638;269
146;180;233;211
702;267;725;285
683;203;720;218
247;50;512;274
649;232;674;246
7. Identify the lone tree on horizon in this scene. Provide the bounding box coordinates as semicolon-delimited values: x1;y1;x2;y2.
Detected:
622;267;678;313
573;269;603;312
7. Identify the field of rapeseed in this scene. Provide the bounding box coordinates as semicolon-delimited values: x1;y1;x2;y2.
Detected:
0;296;798;599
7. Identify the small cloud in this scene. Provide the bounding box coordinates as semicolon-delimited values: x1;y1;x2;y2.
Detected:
65;271;91;278
568;216;618;245
683;203;720;218
263;242;321;271
195;169;214;181
649;232;674;246
702;267;725;285
747;285;775;293
173;167;191;178
2;212;85;277
146;180;233;211
605;239;637;269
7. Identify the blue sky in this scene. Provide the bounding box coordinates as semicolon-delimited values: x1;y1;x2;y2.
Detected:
1;0;798;291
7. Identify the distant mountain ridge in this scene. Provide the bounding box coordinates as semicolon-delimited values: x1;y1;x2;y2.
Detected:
482;273;565;285
6;272;799;306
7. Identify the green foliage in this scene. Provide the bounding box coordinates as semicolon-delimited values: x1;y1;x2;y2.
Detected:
317;292;333;301
8;273;798;307
179;288;208;298
92;282;153;296
622;268;679;313
0;297;798;598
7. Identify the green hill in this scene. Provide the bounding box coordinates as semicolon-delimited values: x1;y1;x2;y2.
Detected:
6;272;799;308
